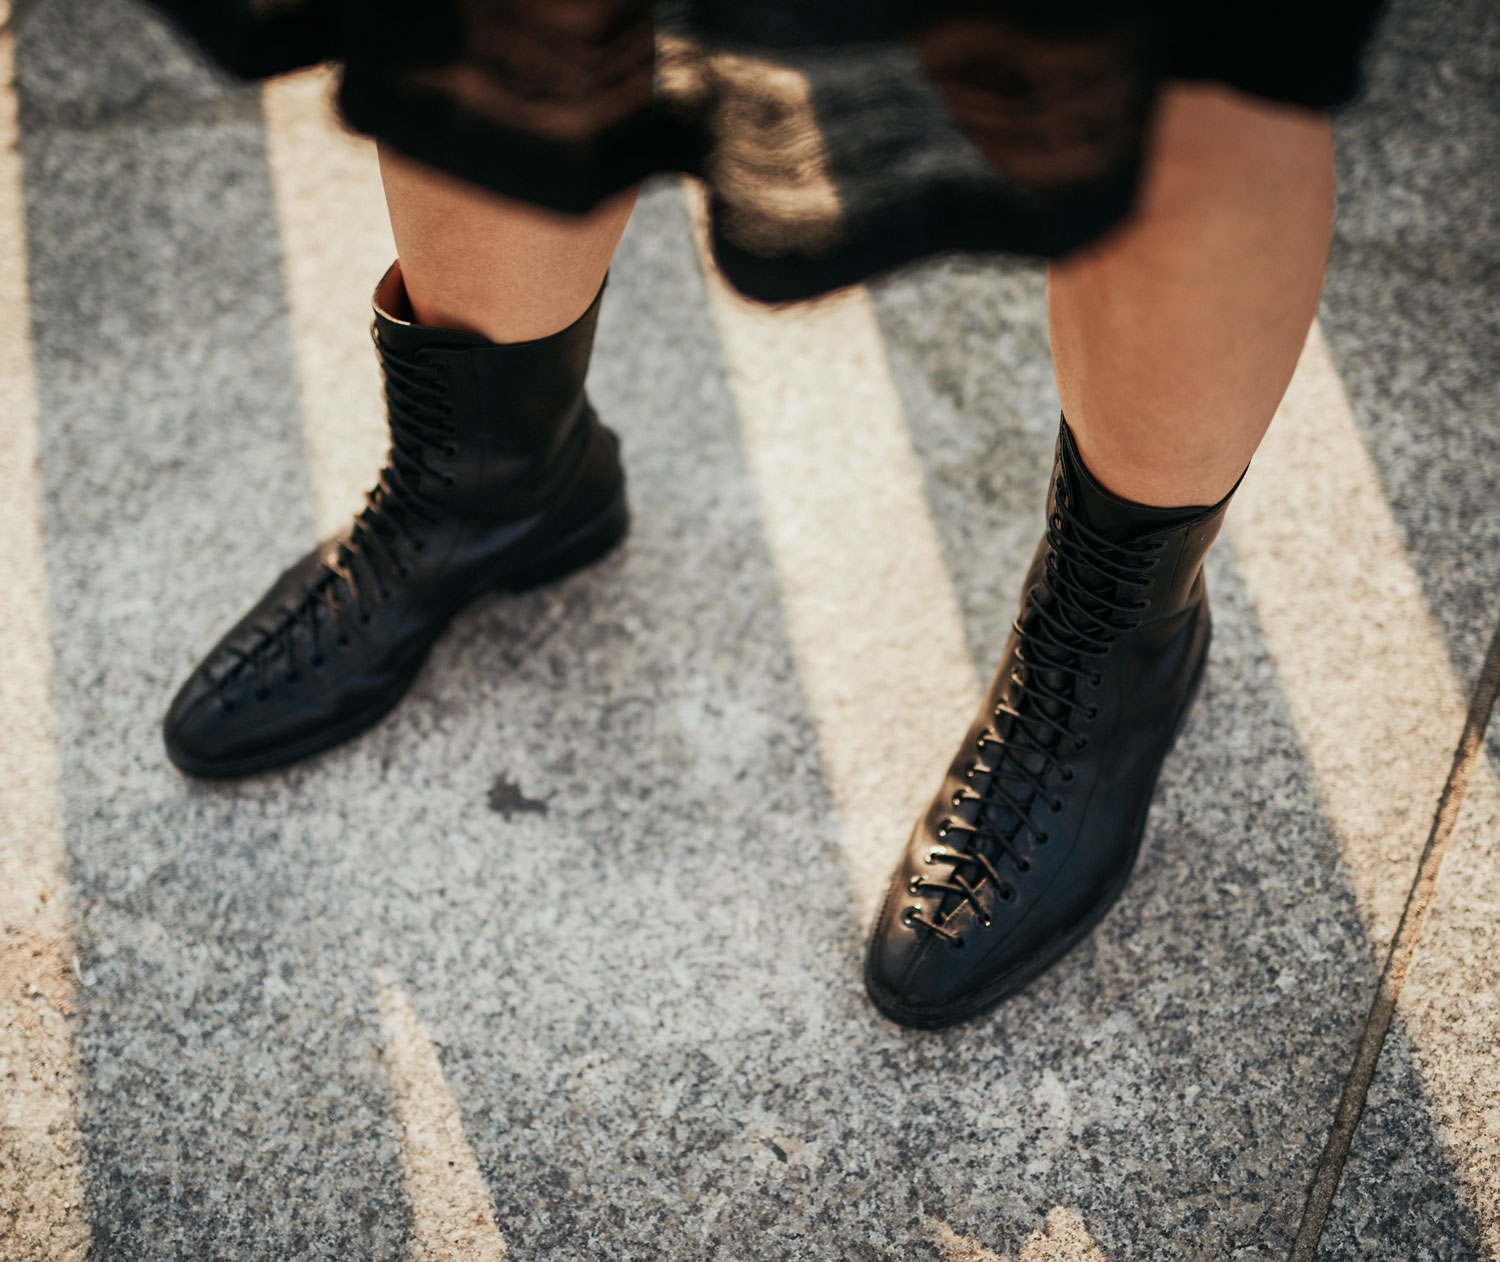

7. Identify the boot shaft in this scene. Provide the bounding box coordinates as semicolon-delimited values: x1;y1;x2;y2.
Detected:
371;263;604;518
864;419;1240;1027
1049;416;1238;625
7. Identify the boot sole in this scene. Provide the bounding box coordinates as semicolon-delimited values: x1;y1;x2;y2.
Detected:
165;484;630;779
863;631;1212;1030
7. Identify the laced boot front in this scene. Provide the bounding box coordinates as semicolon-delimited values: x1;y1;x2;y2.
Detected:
865;417;1238;1028
163;264;627;777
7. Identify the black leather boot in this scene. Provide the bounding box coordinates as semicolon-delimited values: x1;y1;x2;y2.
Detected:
163;264;628;777
865;417;1238;1028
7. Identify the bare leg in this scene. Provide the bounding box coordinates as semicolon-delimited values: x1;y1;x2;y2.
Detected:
1047;83;1335;507
378;143;637;343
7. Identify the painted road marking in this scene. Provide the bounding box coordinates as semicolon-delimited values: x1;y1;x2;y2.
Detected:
930;1207;1107;1260
687;186;981;915
261;68;395;536
377;982;510;1262
0;30;91;1262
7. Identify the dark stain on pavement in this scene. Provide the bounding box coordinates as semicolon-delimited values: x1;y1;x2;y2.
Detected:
487;774;550;819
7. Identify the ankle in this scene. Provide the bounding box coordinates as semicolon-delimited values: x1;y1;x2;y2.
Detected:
1061;413;1249;510
376;260;605;346
1059;415;1243;542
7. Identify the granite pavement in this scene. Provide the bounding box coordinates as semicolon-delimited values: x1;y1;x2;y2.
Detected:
1;0;1497;1258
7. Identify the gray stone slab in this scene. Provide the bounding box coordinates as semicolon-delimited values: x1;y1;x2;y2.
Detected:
21;125;1390;1256
1319;1025;1487;1260
15;0;252;130
17;5;407;1257
1319;0;1500;695
1315;701;1499;1260
14;0;1497;1257
867;256;1056;676
1313;0;1500;1251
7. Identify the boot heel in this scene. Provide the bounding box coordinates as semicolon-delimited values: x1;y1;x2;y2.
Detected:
500;484;629;593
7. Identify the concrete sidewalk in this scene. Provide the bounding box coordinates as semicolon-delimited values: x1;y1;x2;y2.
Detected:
2;0;1497;1258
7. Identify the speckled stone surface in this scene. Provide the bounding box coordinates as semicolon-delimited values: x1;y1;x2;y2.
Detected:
1319;1027;1488;1262
6;0;1498;1258
15;4;408;1258
1309;0;1500;1254
1318;0;1500;696
1319;807;1499;1261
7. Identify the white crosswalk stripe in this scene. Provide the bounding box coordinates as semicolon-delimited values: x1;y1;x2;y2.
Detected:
377;981;510;1262
0;31;91;1262
261;68;395;536
686;186;981;916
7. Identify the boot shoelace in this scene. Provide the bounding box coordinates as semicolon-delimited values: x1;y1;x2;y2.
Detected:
903;491;1167;948
213;337;456;712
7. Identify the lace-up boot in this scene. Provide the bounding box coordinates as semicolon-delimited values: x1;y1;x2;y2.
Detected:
865;417;1239;1027
163;263;627;777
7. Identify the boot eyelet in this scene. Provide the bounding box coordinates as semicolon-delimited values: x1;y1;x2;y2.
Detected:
1000;884;1016;901
1073;736;1089;751
442;444;458;458
936;821;954;840
1036;832;1050;845
1086;705;1100;720
977;912;992;928
951;791;968;808
358;614;371;627
1060;766;1076;783
1089;673;1102;686
924;848;944;865
949;936;966;951
1049;797;1063;812
908;876;924;894
1017;858;1031;873
900;906;920;927
963;760;978;778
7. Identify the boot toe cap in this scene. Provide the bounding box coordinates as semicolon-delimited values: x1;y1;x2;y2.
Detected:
163;660;322;778
162;667;261;776
865;896;999;1027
